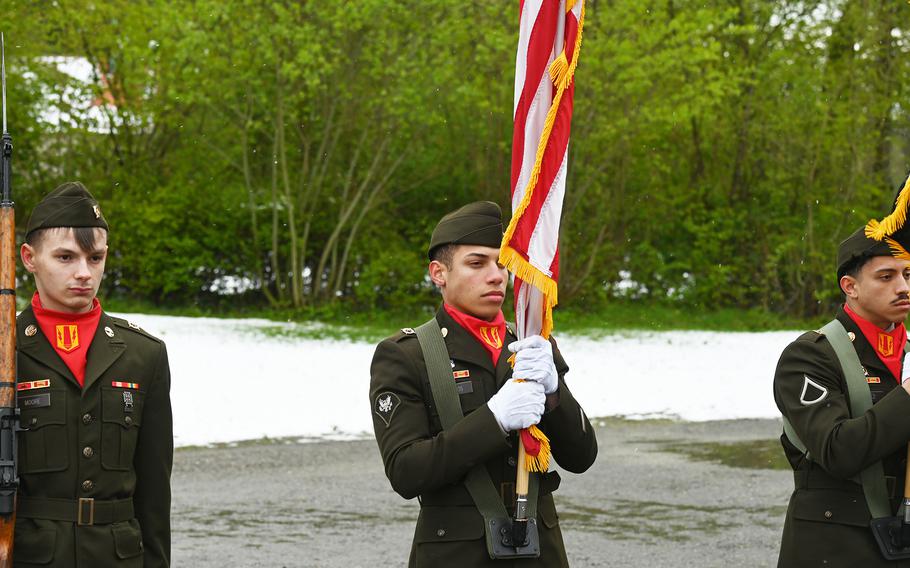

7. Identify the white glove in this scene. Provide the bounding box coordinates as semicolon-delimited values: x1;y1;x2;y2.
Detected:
487;379;545;433
903;353;910;384
509;335;558;394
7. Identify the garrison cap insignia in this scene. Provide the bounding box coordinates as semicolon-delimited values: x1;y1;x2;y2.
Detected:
800;375;829;406
401;328;415;335
24;325;37;337
92;204;101;219
374;392;401;428
104;326;114;337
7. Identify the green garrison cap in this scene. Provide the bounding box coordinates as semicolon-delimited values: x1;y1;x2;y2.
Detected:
836;227;893;280
839;172;910;280
428;201;503;259
26;181;108;237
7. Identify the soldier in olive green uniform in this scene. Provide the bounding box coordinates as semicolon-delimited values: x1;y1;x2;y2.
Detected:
13;183;172;567
774;224;910;567
370;202;597;567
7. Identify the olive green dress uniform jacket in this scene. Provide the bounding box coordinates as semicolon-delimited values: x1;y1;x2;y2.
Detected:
13;306;173;568
370;307;598;567
774;307;910;567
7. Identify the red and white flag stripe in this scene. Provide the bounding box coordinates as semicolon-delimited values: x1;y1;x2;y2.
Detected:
502;0;584;340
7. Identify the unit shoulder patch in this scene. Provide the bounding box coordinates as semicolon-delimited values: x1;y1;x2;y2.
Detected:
800;375;829;406
374;392;401;427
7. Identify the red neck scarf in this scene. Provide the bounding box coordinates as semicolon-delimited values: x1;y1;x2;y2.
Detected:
31;292;102;387
443;304;506;366
844;303;907;383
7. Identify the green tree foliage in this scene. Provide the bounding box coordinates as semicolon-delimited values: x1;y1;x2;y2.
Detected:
1;0;909;318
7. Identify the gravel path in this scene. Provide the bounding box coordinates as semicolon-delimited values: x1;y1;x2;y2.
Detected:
171;418;792;567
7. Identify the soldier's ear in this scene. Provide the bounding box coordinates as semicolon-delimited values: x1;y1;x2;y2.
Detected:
20;243;37;273
428;260;447;288
840;274;859;298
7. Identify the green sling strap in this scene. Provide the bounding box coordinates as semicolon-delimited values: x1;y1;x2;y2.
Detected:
782;319;892;519
415;319;540;553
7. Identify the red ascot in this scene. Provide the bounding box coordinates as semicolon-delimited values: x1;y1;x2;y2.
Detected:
32;292;102;387
844;303;907;383
444;304;507;366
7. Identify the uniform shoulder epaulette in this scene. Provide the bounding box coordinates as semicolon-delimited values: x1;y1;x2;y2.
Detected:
795;329;826;344
109;316;163;344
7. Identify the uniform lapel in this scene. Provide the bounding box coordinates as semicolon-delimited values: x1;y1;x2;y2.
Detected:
17;306;78;386
837;308;896;383
436;307;495;374
82;312;126;391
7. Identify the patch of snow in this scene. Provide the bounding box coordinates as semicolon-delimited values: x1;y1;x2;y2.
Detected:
112;313;795;446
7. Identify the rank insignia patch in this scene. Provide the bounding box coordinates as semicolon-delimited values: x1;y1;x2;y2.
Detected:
17;380;50;392
800;375;828;406
374;392;401;428
55;324;79;353
867;376;882;384
111;381;139;389
453;370;470;379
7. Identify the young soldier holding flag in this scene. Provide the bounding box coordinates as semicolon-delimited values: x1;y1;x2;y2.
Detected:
369;201;596;566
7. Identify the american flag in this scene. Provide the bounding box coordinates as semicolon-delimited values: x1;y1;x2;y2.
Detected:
501;0;584;342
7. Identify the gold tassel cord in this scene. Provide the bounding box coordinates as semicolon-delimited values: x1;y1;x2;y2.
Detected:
885;236;910;261
866;172;910;241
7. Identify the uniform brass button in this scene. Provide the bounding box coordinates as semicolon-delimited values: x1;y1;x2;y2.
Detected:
824;510;833;519
124;416;133;426
82;413;92;425
508;457;516;467
82;447;94;459
81;480;93;492
436;529;446;537
29;417;37;426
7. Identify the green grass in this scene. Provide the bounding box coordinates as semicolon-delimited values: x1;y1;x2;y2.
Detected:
664;439;791;471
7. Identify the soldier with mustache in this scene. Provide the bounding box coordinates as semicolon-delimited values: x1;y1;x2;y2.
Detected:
369;201;597;567
774;209;910;566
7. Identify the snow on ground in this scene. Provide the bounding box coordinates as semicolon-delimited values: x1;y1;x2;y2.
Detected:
113;313;797;447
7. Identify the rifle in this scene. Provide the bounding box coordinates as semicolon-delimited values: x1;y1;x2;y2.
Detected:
0;32;19;566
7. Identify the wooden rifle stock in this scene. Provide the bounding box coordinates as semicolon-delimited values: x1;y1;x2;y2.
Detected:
0;203;15;567
0;31;17;566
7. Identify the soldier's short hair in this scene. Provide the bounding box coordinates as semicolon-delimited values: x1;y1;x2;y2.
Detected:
26;226;107;253
431;243;456;269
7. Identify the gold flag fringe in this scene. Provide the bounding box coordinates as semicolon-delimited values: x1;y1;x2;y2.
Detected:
525;424;552;472
866;173;910;241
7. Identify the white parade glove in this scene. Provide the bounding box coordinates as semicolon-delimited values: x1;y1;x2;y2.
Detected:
509;335;558;394
487;379;546;433
903;352;910;384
